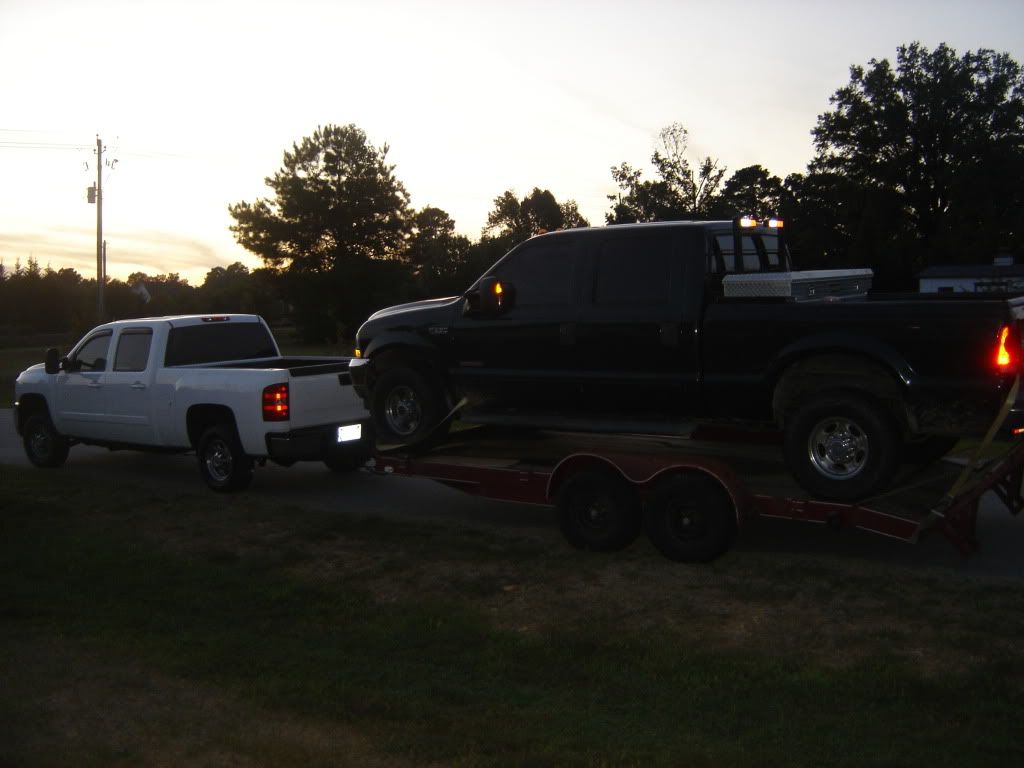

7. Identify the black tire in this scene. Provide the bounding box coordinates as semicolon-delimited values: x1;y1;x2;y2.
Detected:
557;470;642;552
372;366;449;445
197;423;253;492
903;435;960;465
783;393;899;502
644;473;737;563
22;413;70;468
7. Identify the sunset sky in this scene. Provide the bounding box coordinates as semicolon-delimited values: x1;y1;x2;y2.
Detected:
2;0;1022;285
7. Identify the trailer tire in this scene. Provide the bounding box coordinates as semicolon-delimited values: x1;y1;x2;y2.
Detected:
372;366;449;445
644;473;737;563
784;393;899;502
23;413;70;469
557;470;642;552
197;423;253;492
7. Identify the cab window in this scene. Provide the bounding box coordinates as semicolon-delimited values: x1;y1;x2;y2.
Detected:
73;332;112;372
592;230;673;305
489;241;575;307
114;329;153;372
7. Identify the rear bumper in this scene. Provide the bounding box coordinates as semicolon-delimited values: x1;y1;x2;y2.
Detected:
265;419;374;464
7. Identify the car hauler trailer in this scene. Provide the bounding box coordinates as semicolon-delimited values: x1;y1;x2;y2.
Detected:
368;426;1024;563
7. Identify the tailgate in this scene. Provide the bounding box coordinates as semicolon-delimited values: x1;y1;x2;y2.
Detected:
286;370;368;429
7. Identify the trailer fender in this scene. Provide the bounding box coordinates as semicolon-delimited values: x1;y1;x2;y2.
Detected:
547;453;746;527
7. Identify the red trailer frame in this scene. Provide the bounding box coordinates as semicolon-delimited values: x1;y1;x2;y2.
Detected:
370;427;1024;562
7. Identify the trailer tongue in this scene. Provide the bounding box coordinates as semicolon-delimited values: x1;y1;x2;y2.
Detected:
368;426;1024;562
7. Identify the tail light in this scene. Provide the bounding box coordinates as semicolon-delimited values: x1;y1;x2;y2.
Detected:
262;383;289;422
995;324;1019;373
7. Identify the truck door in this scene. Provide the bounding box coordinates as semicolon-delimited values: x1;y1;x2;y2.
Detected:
54;330;112;438
449;236;581;411
99;328;157;444
572;227;700;416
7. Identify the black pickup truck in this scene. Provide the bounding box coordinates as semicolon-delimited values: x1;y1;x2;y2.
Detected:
349;219;1024;501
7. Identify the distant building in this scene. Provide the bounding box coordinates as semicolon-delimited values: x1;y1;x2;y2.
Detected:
918;252;1024;294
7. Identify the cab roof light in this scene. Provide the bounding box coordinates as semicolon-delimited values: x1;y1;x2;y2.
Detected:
738;216;757;228
202;316;230;322
767;218;784;229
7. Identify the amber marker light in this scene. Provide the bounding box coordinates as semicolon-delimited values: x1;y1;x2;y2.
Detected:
738;216;757;228
996;325;1014;370
767;218;784;228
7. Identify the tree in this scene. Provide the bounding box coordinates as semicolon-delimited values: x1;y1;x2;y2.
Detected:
809;42;1024;282
607;122;725;223
709;165;788;220
228;124;416;340
403;206;474;296
483;188;589;246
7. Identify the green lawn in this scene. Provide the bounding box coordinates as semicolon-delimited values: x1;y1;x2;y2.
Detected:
2;469;1022;767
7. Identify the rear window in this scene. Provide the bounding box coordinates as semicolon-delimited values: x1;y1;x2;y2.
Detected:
710;232;784;273
164;322;277;366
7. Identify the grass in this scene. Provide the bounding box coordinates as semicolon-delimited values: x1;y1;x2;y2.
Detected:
2;469;1023;766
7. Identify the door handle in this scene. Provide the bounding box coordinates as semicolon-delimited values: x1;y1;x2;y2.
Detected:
87;381;101;388
131;382;147;390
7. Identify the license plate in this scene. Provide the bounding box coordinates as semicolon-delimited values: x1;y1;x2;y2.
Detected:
337;424;362;443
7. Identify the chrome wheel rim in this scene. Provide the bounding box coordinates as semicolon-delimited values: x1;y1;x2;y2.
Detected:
807;416;869;479
204;438;233;483
384;385;422;437
29;427;52;460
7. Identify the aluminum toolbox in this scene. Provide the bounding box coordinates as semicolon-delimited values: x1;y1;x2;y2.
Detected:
722;269;873;300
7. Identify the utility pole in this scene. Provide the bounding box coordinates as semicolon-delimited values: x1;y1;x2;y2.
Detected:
95;135;104;321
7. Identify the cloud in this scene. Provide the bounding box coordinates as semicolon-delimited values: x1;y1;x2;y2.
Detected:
0;225;257;284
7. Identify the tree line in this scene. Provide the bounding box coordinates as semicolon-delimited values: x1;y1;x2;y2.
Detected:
3;42;1022;343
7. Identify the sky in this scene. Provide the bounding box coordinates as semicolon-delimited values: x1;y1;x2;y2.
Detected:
1;0;1023;286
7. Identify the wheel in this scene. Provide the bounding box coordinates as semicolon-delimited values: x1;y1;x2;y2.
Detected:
644;473;737;563
556;470;642;552
783;393;899;502
197;423;253;492
903;435;960;465
372;366;449;444
22;413;70;468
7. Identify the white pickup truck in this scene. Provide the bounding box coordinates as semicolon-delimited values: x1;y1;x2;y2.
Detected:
13;314;372;491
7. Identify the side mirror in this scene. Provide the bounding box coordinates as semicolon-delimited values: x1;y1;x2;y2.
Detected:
474;276;515;316
44;348;61;375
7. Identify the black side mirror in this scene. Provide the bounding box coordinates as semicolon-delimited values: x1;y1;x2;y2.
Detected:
44;348;61;375
475;276;515;316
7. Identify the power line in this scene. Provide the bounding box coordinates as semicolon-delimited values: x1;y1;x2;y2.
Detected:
0;141;92;150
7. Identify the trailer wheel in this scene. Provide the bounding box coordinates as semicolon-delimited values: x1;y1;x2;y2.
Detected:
197;423;253;492
372;367;449;445
644;473;737;563
784;393;898;502
22;413;70;468
557;470;642;552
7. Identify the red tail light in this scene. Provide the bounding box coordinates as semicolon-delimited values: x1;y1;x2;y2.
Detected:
995;324;1018;372
262;383;289;422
